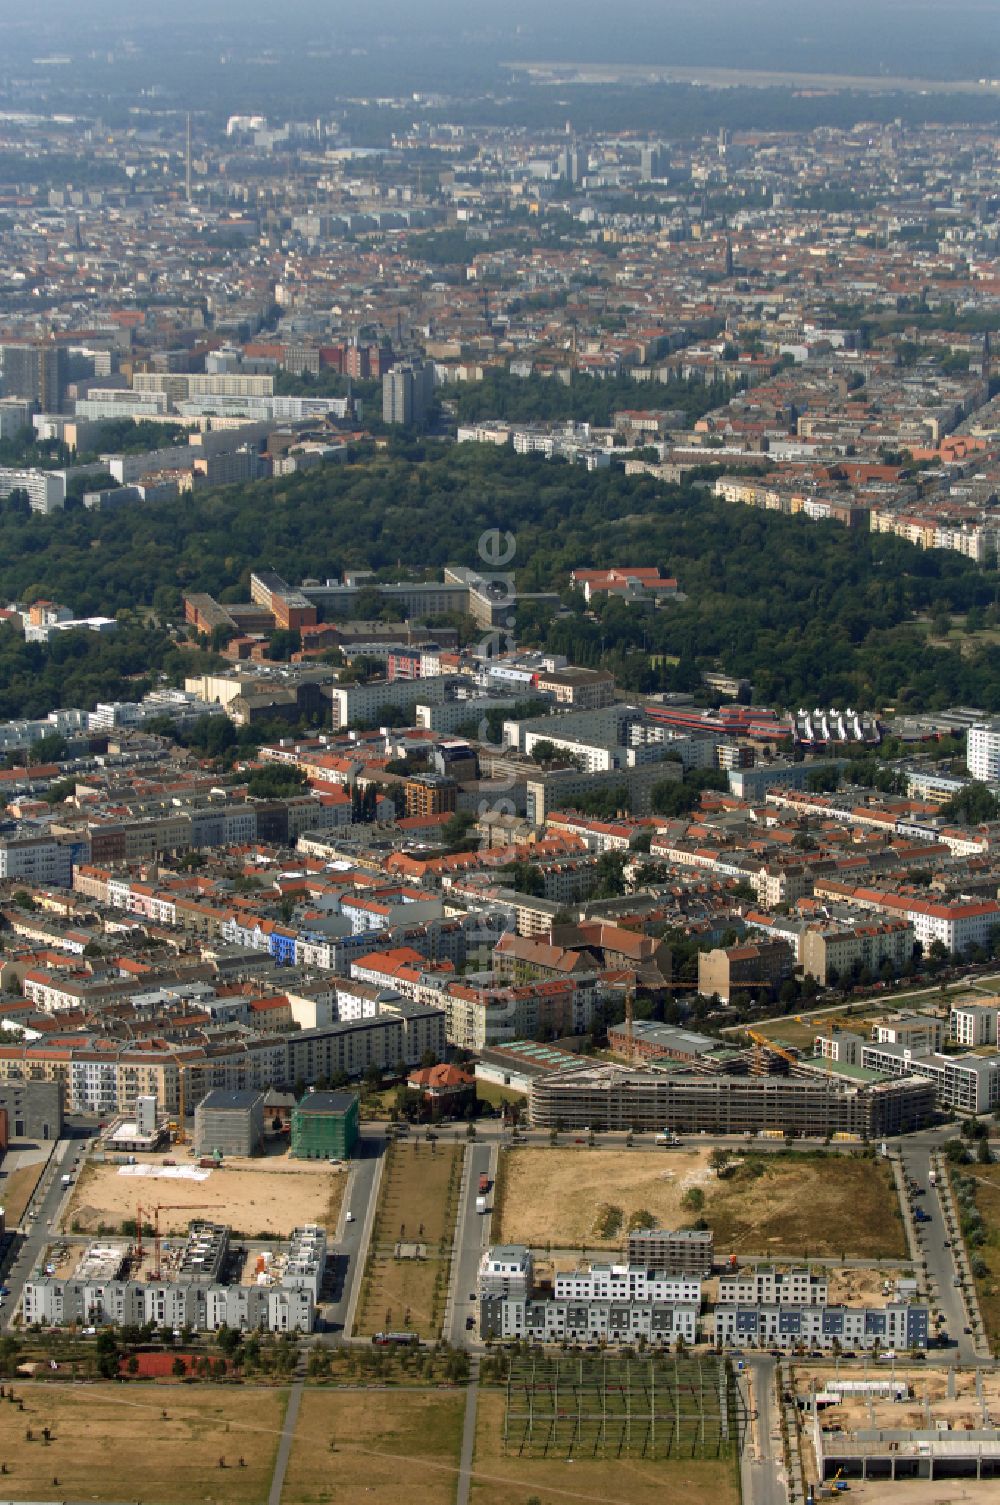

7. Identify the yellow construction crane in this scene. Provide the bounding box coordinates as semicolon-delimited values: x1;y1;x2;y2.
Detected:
746;1028;800;1073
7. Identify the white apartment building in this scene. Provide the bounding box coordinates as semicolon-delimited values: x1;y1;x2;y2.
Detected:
873;1013;945;1053
968;722;1000;784
950;1002;999;1049
0;832;76;887
717;1267;828;1306
478;1245;534;1299
861;1042;1000;1114
328;675;448;730
484;1294;699;1345
553;1263;702;1306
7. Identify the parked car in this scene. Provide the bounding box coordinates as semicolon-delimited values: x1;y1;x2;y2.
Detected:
465;1316;475;1331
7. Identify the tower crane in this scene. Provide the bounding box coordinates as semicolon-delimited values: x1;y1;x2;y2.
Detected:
745;1028;800;1075
136;1201;214;1280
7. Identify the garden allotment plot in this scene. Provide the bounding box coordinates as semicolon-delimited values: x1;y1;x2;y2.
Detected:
503;1354;732;1461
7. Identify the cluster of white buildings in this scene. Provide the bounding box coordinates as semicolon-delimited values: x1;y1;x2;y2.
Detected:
477;1245;928;1352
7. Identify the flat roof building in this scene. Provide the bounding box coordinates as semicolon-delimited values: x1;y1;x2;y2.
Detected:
626;1227;714;1277
193;1087;265;1159
290;1089;359;1161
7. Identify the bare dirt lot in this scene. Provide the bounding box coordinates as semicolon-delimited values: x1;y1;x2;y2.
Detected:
498;1148;906;1259
63;1150;346;1238
1;1381;285;1505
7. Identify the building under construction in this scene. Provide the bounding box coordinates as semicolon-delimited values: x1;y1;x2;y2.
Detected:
805;1367;1000;1484
528;1062;935;1137
21;1219;323;1332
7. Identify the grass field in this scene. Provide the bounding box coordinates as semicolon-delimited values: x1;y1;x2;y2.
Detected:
470;1391;740;1505
498;1148;906;1258
1;1382;286;1504
355;1139;464;1338
949;1163;1000;1351
476;1079;527;1111
280;1389;465;1505
757;1005;892;1051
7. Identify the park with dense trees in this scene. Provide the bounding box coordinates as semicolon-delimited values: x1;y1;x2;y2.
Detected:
2;440;1000;717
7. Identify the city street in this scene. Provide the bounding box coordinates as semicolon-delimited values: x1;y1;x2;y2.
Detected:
0;1135;73;1335
742;1355;788;1505
898;1128;978;1364
445;1138;495;1348
319;1123;385;1338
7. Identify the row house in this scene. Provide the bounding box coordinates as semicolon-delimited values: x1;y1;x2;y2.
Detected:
482;1294;699;1346
715;1302;928;1352
718;1267;828;1306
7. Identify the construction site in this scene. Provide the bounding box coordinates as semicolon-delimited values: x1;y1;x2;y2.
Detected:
20;1218;326;1332
62;1146;344;1239
797;1366;1000;1488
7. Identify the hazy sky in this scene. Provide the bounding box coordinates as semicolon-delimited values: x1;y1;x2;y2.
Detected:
1;0;997;84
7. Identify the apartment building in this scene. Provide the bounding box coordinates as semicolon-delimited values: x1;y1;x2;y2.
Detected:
698;939;795;1001
534;667;615;709
967;722;1000;783
800;919;914;986
625;1228;714;1277
553;1264;702;1306
951;1002;999;1048
437;974;601;1052
327;675;448;730
811;883;1000;957
715;1302;928;1352
0;829;80;887
718;1267;829;1306
481;1291;699;1346
478;1245;534;1299
873;1013;945;1054
24;1221;316;1332
860;1042;1000;1114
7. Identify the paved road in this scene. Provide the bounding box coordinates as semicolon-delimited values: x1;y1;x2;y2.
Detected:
742;1357;788;1505
319;1124;385;1339
446;1140;494;1349
898;1133;977;1363
1;1135;74;1333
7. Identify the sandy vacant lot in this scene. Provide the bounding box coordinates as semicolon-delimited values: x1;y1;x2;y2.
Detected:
499;1148;906;1258
4;1382;285;1505
281;1390;465;1505
64;1151;346;1238
470;1393;739;1505
499;1147;717;1249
